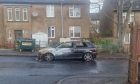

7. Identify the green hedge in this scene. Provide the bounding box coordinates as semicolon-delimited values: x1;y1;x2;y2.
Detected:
94;38;119;53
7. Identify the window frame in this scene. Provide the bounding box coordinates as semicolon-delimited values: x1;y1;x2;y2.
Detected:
130;13;134;22
48;26;55;38
7;8;13;21
46;5;55;17
15;8;21;21
123;12;134;23
22;8;28;21
69;26;81;38
69;5;81;18
75;42;86;48
124;32;131;44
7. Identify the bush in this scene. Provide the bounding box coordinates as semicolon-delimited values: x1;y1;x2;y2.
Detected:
94;38;119;54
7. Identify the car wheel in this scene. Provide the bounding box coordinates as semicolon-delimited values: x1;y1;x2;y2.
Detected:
83;53;93;62
44;53;54;62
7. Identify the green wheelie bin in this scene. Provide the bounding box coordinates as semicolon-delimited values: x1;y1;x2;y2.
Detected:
15;38;35;52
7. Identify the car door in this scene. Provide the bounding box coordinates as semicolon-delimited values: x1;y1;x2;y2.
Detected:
54;42;73;59
72;42;86;58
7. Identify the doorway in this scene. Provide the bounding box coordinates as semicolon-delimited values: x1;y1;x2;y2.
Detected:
14;30;23;39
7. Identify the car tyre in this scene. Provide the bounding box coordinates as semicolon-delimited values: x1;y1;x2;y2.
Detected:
83;53;93;62
44;53;54;62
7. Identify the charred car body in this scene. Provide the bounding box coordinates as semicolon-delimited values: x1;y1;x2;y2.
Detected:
37;41;97;62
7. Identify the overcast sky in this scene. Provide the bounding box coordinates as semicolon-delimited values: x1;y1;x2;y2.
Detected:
90;0;104;13
90;0;104;3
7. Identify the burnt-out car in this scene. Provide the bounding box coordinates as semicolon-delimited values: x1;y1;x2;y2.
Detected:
37;41;97;62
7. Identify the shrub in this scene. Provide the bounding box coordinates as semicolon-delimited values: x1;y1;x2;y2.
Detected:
93;38;119;54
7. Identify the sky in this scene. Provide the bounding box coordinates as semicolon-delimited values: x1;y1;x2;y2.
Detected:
90;0;104;3
90;0;104;13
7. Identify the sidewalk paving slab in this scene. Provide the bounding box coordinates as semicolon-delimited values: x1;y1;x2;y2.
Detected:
0;49;37;57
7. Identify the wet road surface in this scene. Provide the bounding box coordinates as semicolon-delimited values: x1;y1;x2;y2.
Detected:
0;56;128;84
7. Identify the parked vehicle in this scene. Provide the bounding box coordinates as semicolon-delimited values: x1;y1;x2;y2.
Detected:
37;41;97;62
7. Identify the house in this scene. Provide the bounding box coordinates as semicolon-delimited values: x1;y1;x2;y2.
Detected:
112;0;140;53
0;0;90;48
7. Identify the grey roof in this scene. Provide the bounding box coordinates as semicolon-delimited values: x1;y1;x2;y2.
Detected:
113;0;140;11
0;0;89;4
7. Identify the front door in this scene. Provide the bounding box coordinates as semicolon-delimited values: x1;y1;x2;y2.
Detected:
72;42;86;57
14;30;23;39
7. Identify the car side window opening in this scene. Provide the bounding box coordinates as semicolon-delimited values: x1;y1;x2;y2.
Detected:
85;42;95;48
75;42;87;48
57;42;73;48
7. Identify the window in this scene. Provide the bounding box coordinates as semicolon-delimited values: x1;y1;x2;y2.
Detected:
85;42;95;48
69;26;81;38
15;8;20;21
123;12;134;23
46;5;54;17
69;5;81;17
58;42;72;48
75;42;86;48
7;8;13;21
48;26;55;38
14;30;23;39
124;32;130;44
130;13;134;22
23;8;28;21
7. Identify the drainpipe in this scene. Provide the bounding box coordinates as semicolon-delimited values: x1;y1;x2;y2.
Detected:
2;6;6;48
30;5;33;38
61;1;64;38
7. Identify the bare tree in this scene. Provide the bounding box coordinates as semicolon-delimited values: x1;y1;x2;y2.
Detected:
123;0;133;41
90;1;104;38
117;0;133;52
117;0;124;51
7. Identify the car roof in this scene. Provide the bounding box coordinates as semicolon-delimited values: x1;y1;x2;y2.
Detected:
63;40;91;43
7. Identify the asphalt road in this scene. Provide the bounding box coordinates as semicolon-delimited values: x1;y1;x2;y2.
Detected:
0;56;128;84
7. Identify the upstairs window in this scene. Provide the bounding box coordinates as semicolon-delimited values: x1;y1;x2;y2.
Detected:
69;5;81;17
23;8;28;21
123;12;134;23
7;8;13;21
7;7;29;22
46;5;55;17
15;8;20;21
48;26;55;38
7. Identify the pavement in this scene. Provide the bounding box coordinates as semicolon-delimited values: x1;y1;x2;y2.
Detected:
0;49;37;57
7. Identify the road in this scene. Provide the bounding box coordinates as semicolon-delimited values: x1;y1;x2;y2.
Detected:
0;56;128;84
